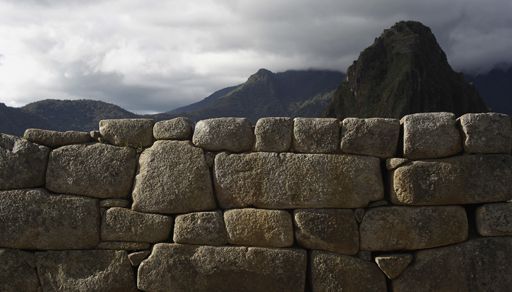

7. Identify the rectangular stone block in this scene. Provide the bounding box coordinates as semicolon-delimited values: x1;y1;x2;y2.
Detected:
192;118;254;152
153;117;194;140
137;244;307;292
476;203;512;236
101;207;173;243
173;211;228;246
360;206;468;251
391;155;512;205
214;152;383;209
254;117;293;152
0;189;99;249
459;113;512;154
293;117;340;153
224;208;293;248
23;128;91;147
99;118;154;148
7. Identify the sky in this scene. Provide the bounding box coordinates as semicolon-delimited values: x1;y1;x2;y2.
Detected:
0;0;511;113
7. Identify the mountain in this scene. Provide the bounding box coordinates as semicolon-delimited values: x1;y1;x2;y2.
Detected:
325;21;489;119
467;67;512;115
0;103;51;136
168;69;344;121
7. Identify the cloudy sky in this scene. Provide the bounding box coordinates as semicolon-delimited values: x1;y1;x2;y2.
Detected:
0;0;511;113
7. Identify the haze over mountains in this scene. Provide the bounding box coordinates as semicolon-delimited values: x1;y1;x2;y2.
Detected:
1;21;510;136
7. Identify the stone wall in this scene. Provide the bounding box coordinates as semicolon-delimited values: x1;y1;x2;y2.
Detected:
1;112;512;292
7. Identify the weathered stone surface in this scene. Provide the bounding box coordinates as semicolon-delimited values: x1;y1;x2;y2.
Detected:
101;207;173;243
254;117;293;152
393;237;512;292
97;241;150;250
224;208;293;247
132;140;216;214
137;244;307;292
215;152;383;208
24;128;91;147
402;112;462;159
476;203;512;236
128;250;150;266
153;117;194;140
36;250;137;292
459;113;512;153
46;143;136;198
99;118;154;148
341;117;400;158
192;118;254;152
311;251;387;292
100;199;130;208
360;206;467;251
292;117;340;153
174;211;228;246
0;249;39;292
293;209;359;254
0;189;99;249
375;254;413;279
386;158;409;170
0;133;49;190
391;155;512;205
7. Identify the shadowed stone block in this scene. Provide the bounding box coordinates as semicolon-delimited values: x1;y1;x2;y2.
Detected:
402;112;462;159
128;251;150;266
99;118;154;148
311;251;387;292
174;211;228;246
341;117;400;158
97;241;150;251
393;238;512;292
132;140;216;214
476;203;512;236
101;207;173;243
360;206;467;251
391;155;512;205
137;244;307;292
215;152;383;209
293;209;359;254
254;117;293;152
192;118;254;152
459;113;512;153
0;133;49;190
100;199;130;208
36;250;137;292
0;189;99;250
0;249;39;292
375;254;413;279
293;117;340;153
224;208;293;248
153;117;194;140
23;128;91;147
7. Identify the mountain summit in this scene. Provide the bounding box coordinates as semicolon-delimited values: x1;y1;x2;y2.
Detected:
325;21;488;118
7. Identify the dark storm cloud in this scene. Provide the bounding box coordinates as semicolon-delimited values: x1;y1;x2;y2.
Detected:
0;0;511;112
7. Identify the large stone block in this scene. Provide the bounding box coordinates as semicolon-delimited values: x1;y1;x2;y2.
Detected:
0;249;39;292
391;155;512;205
137;244;307;292
293;209;359;254
173;211;228;246
46;143;136;198
99;118;155;148
153;117;194;140
214;152;383;208
459;113;512;154
311;251;387;292
341;117;400;158
192;118;254;152
0;189;99;249
476;203;512;236
254;117;293;152
23;128;91;147
393;238;512;292
0;133;49;190
132;140;216;214
292;117;340;153
101;207;173;243
402;112;462;159
36;250;137;292
224;208;293;248
360;206;467;251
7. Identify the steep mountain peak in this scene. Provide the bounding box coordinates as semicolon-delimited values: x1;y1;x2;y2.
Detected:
326;20;488;118
247;68;275;84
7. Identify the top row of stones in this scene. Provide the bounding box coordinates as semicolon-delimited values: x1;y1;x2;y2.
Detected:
23;112;512;159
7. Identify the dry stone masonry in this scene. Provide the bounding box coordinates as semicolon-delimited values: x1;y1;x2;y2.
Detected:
1;112;512;291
